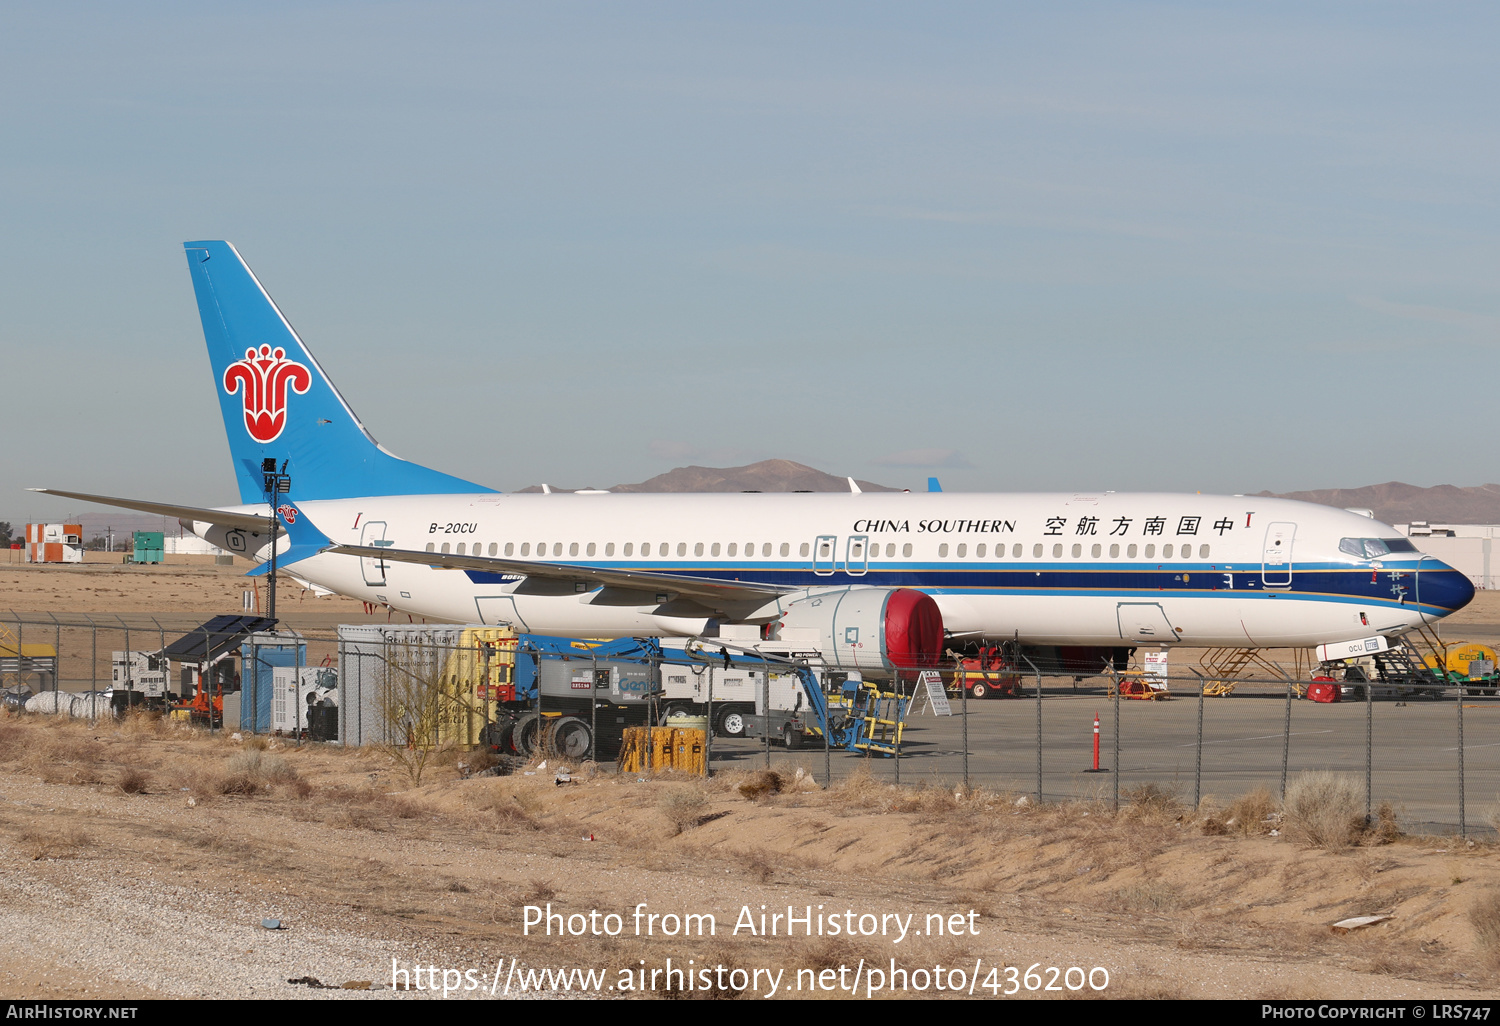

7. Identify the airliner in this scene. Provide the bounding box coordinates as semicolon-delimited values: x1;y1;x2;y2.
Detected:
33;241;1475;675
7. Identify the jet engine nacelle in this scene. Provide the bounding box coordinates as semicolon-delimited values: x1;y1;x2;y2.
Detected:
769;587;944;675
185;519;279;563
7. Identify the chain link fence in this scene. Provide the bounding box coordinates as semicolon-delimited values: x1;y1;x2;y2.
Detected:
3;612;1492;837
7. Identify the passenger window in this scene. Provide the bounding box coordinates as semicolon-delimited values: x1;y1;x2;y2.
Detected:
586;542;596;557
677;542;686;557
1199;544;1209;558
779;542;789;557
1109;543;1118;558
660;543;670;557
762;543;772;557
1091;543;1101;558
694;542;704;556
457;543;466;555
425;542;435;553
605;543;614;556
939;543;950;557
441;542;451;554
570;542;579;557
623;543;633;556
1127;544;1137;558
1071;543;1082;558
746;542;755;556
1033;544;1043;557
489;543;498;556
1013;543;1022;557
800;542;810;557
903;543;913;557
554;542;564;557
521;543;531;556
728;543;737;556
976;543;986;558
712;542;721;557
1052;544;1063;557
1145;544;1155;558
1163;544;1173;558
956;543;967;558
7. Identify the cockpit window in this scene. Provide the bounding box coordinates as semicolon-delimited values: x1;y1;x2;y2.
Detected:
1339;537;1419;559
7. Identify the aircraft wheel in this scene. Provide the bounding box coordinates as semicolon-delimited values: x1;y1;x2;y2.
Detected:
970;681;989;700
717;708;747;738
549;717;593;761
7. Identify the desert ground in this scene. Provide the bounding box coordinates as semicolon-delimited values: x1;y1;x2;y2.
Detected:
0;555;1498;1000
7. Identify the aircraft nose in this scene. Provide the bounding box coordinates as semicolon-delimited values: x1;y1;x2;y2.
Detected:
1422;562;1476;617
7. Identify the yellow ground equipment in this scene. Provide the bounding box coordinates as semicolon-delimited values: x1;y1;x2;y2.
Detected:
1107;677;1171;700
618;727;706;774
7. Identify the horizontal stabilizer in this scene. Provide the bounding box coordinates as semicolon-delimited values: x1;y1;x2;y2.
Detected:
28;488;273;532
245;501;330;576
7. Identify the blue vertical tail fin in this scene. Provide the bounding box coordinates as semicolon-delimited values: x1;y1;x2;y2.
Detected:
184;241;494;504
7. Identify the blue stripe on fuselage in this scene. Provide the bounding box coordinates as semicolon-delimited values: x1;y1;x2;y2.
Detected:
459;560;1466;614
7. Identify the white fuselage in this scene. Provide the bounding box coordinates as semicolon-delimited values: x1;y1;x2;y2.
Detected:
190;489;1471;650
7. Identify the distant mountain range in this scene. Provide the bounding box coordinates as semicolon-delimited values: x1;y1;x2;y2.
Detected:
520;459;898;494
1256;482;1500;526
523;462;1500;525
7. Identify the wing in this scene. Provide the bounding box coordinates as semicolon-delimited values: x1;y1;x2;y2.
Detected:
28;488;272;531
331;544;789;606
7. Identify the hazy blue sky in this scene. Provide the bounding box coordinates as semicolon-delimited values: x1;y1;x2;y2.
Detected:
5;2;1499;521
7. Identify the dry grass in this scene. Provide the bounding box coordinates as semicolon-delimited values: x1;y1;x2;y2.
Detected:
1114;881;1188;913
526;878;558;902
116;767;150;794
1283;771;1364;851
1470;890;1500;967
736;769;784;801
735;848;777;884
18;824;89;861
658;785;710;834
1202;786;1279;836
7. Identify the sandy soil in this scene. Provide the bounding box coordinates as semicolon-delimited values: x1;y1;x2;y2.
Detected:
0;560;1497;1001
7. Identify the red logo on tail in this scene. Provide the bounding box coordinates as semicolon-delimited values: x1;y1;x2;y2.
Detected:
223;345;312;443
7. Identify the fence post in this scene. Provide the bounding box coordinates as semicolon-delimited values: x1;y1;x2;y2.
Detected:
50;613;61;695
208;624;218;734
822;662;831;787
893;673;901;786
702;657;712;779
1192;669;1205;810
762;659;771;771
589;650;599;766
960;653;969;792
1279;668;1293;801
1365;675;1373;827
1020;654;1041;805
87;615;97;695
1457;677;1466;838
1112;665;1121;813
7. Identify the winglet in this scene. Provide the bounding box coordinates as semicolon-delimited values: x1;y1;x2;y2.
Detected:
928;477;943;493
847;477;862;495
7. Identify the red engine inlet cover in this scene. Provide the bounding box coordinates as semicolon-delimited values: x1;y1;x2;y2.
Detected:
883;589;944;669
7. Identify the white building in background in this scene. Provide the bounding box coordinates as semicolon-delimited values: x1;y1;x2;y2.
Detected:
163;534;230;557
1397;523;1500;589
